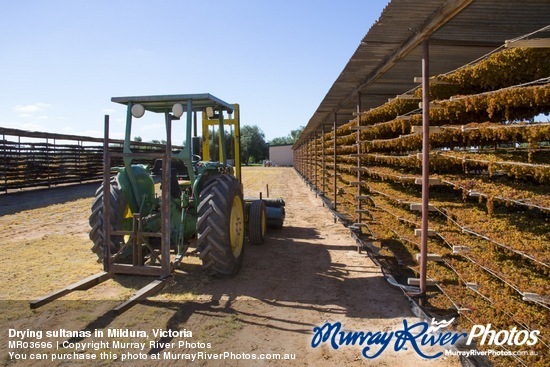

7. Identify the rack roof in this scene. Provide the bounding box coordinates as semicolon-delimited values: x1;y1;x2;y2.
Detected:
296;0;550;146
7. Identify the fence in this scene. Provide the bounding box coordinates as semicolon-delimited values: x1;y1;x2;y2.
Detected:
1;127;178;193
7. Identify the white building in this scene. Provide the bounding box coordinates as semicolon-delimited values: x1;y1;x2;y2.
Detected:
268;144;293;166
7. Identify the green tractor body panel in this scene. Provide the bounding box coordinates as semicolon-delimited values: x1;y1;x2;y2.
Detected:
180;204;196;242
115;164;156;216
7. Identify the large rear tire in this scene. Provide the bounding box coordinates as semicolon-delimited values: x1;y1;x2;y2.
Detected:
88;177;130;261
197;175;245;277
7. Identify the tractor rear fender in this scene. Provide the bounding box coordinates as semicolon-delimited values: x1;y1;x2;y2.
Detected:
114;165;156;216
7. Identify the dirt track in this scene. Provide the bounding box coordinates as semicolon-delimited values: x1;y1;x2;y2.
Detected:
0;167;460;366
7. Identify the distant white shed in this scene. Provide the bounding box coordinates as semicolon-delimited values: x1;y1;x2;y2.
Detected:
268;144;293;166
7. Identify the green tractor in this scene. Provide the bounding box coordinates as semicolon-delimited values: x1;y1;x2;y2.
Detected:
88;94;284;278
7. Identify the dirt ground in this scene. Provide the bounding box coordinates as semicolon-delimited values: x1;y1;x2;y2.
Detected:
0;167;461;367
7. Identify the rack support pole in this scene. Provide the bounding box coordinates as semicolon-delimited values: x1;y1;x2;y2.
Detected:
420;37;430;305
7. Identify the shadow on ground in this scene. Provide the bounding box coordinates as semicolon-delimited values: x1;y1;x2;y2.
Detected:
40;223;414;356
0;182;99;216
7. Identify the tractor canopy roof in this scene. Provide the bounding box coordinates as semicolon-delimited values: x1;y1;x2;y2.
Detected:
111;93;234;114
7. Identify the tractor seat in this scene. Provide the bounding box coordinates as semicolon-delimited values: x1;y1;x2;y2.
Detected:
151;159;189;180
151;159;189;198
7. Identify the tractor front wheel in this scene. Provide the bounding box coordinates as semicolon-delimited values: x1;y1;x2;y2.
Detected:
197;175;245;277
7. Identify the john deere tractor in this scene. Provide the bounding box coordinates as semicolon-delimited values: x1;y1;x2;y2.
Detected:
88;94;284;278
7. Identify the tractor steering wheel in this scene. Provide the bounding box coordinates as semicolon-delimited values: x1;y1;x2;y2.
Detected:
192;154;202;164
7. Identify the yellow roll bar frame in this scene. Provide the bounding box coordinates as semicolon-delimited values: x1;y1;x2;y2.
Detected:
201;103;241;183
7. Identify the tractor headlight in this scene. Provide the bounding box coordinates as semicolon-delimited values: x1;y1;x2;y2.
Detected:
131;104;145;118
172;103;184;118
206;106;214;119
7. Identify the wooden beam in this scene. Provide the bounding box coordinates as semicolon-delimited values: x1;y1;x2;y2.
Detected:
113;278;169;315
453;246;470;254
505;38;550;48
418;102;442;109
415;253;443;262
110;263;165;276
522;292;550;304
30;272;112;309
395;94;419;100
408;278;437;286
413;77;452;85
396;115;413;121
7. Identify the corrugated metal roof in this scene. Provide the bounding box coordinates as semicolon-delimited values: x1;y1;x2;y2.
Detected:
296;0;550;146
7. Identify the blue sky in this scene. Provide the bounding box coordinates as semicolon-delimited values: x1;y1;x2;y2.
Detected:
0;0;388;143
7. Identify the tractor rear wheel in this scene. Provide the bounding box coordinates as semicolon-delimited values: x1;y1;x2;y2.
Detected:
88;177;130;261
197;175;245;277
249;200;266;246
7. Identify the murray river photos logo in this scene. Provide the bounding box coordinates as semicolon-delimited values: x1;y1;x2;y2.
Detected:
310;318;540;359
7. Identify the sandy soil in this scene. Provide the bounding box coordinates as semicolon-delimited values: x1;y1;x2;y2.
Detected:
0;167;461;367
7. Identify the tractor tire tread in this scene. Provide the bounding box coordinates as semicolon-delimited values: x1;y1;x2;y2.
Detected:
88;177;127;261
197;175;244;277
